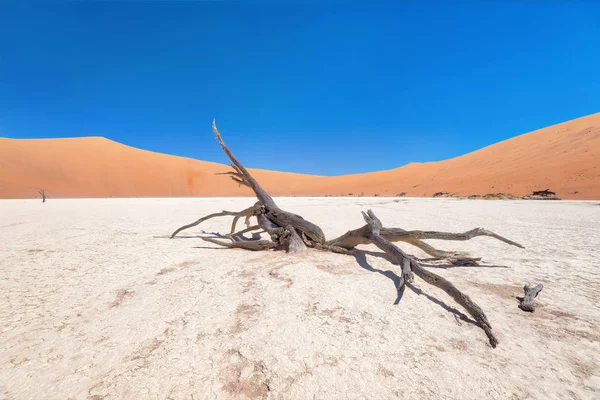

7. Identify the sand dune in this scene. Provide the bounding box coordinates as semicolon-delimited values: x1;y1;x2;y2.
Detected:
1;112;599;199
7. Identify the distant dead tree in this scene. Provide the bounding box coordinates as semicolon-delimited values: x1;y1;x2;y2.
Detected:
38;189;46;203
170;120;531;349
523;189;560;200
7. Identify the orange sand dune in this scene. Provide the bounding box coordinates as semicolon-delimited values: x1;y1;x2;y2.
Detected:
1;113;599;200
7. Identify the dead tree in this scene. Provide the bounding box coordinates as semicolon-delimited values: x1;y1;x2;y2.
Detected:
171;120;527;348
39;189;46;203
523;189;560;200
171;206;255;238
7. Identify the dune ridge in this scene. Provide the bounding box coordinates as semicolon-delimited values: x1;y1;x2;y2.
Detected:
1;112;599;200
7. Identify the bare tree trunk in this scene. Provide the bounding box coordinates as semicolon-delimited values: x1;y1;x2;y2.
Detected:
212;120;325;245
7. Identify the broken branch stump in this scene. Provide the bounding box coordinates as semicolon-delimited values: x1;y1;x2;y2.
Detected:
519;283;543;312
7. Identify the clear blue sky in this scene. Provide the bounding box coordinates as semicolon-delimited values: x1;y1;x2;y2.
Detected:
1;1;599;175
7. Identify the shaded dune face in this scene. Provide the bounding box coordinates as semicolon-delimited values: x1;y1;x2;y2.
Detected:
1;112;599;200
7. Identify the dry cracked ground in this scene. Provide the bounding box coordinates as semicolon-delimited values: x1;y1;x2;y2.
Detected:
1;197;599;399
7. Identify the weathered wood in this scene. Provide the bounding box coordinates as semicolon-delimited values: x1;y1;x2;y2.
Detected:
361;211;414;290
230;202;259;233
399;258;412;289
265;209;325;245
201;236;278;251
410;262;498;348
167;120;533;349
254;213;306;252
326;225;456;257
519;283;543;312
283;225;308;253
170;206;255;239
361;210;498;348
212;120;325;245
38;189;46;203
213;120;277;210
216;171;251;188
313;243;355;255
226;225;262;238
328;224;518;266
256;213;285;240
328;225;524;251
446;256;482;266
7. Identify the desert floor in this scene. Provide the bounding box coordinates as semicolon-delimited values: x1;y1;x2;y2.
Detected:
1;197;599;400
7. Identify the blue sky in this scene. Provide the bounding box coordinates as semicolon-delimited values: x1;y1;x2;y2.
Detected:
1;1;599;175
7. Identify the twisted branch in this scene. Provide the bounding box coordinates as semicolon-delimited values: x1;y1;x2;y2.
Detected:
170;206;255;238
362;210;498;348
